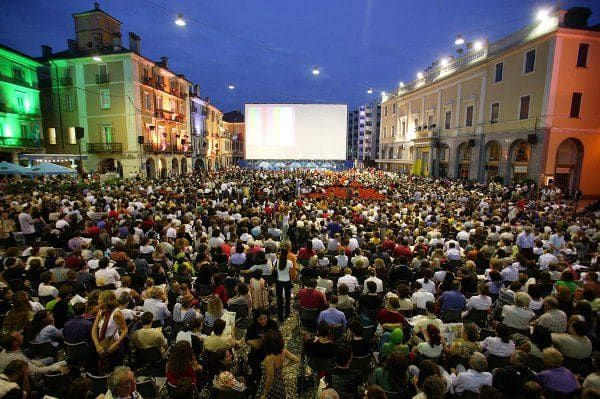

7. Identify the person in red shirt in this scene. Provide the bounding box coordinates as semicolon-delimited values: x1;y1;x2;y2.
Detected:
297;241;316;262
297;279;327;310
382;236;396;253
377;297;407;331
393;239;412;261
166;340;201;386
212;273;228;304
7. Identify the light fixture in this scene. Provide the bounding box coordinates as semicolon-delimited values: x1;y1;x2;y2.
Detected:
228;83;235;90
454;35;465;45
175;13;186;26
312;66;320;75
399;82;404;87
536;8;550;21
367;88;373;94
381;91;386;96
473;40;484;51
417;72;424;79
440;58;449;67
92;56;102;62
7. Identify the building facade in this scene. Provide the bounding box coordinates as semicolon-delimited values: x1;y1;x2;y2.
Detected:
223;110;245;166
347;101;380;166
38;3;191;178
190;86;208;171
377;7;600;198
205;102;230;170
0;45;44;163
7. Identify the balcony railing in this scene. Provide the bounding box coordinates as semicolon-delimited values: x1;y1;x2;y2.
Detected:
0;137;41;148
60;77;73;86
95;74;110;84
0;103;40;116
86;142;123;153
143;142;188;154
141;76;154;86
0;73;34;88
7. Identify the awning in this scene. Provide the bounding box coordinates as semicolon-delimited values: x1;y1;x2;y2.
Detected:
18;153;88;161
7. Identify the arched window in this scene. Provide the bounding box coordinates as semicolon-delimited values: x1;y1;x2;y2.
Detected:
513;142;530;163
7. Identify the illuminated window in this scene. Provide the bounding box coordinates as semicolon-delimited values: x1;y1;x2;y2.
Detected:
100;89;110;109
101;123;113;143
67;127;76;144
12;66;24;80
20;124;28;138
48;128;57;145
66;93;75;111
16;92;25;111
144;92;152;110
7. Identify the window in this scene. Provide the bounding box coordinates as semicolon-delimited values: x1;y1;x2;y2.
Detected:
66;93;75;111
47;128;57;145
414;118;419;129
465;105;474;127
577;43;589;67
491;102;500;124
16;92;25;111
67;127;77;144
20;124;28;138
391;125;396;136
12;66;24;80
570;92;582;118
524;49;536;73
519;95;530;120
144;92;152;110
156;96;163;110
401;121;406;135
392;104;396;114
98;64;108;77
100;89;110;109
444;111;452;129
101;123;113;143
384;106;388;117
428;114;434;127
494;62;503;83
383;127;386;138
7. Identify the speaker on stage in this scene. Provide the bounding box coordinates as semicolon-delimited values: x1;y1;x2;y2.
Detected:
75;127;84;139
137;136;144;144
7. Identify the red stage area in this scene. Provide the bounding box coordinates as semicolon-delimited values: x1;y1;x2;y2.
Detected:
305;185;385;200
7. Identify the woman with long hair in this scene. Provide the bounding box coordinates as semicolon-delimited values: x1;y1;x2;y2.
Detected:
166;340;202;386
273;248;292;322
3;291;34;333
28;309;63;348
205;296;224;328
370;351;416;397
91;290;128;372
414;324;443;360
257;329;299;399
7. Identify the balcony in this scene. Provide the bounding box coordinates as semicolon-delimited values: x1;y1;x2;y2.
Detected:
141;76;154;86
86;142;123;153
0;103;40;116
60;77;73;86
0;73;34;89
143;142;187;154
0;137;41;148
95;74;110;84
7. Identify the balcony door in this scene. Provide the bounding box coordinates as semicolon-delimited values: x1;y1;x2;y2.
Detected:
101;123;113;144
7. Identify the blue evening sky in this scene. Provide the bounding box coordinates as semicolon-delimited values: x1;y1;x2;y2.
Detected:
1;0;598;112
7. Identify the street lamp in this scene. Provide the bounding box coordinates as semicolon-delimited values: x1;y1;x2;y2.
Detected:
473;40;484;51
92;56;102;62
312;66;320;76
417;72;424;79
454;35;465;45
175;13;186;26
228;83;235;90
367;88;373;94
536;8;550;21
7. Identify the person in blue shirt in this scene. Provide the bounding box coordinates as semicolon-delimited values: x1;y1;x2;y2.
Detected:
317;295;347;329
439;280;466;312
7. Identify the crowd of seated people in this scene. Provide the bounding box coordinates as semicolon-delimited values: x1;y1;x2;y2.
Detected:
0;168;597;399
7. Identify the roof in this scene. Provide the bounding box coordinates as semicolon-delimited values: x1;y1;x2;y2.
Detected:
0;44;43;66
223;110;245;123
72;7;122;24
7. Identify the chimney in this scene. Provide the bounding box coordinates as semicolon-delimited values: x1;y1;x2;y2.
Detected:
94;2;100;10
562;7;592;29
112;32;122;52
41;45;52;58
128;32;140;53
67;39;78;53
160;56;169;68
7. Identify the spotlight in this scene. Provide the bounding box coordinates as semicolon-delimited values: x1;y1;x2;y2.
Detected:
455;35;465;45
440;58;449;67
228;83;235;90
367;88;373;94
473;41;484;51
92;56;102;62
536;9;550;21
312;66;320;75
175;13;186;26
399;82;404;87
417;72;424;79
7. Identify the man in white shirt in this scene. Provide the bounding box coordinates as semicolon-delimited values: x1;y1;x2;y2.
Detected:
538;249;559;270
337;268;359;293
362;268;383;294
445;242;462;261
18;206;36;243
311;236;325;252
451;352;493;394
411;281;435;311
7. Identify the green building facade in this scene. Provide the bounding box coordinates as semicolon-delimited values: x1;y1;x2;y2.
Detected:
0;44;43;163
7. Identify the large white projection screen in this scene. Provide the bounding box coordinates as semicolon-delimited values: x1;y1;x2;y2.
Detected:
245;104;348;160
